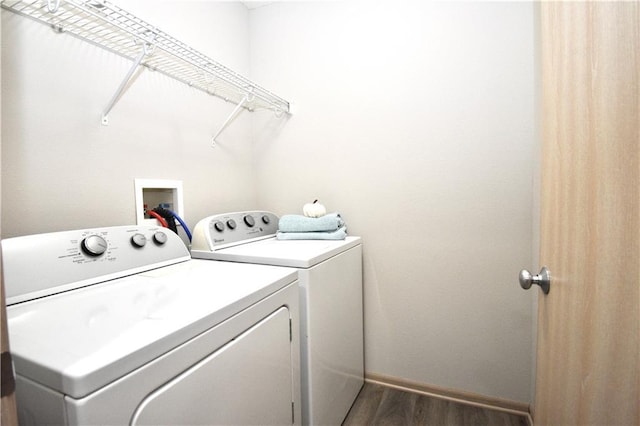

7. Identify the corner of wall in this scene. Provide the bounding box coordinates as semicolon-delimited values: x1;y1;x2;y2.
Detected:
530;0;543;415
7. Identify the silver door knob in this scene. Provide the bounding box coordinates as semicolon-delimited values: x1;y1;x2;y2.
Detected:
519;267;551;294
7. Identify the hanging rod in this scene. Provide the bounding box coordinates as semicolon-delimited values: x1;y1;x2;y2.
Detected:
1;0;291;126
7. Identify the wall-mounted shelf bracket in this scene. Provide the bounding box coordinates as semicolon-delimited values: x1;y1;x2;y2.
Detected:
211;90;253;146
46;0;59;12
1;0;292;137
101;39;155;125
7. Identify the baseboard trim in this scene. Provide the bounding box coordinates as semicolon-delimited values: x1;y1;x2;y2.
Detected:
365;372;532;424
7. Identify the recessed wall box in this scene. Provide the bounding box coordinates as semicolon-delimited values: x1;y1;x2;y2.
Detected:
134;179;184;226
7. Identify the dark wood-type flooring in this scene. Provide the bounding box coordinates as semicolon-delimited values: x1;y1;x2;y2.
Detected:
342;383;529;426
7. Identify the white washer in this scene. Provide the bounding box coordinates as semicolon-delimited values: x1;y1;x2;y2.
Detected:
3;225;301;425
191;211;364;426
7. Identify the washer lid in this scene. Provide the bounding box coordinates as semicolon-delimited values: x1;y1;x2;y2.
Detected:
6;260;297;399
192;236;361;268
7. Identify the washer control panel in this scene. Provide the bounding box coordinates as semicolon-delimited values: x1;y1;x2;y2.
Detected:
191;211;279;251
2;226;190;305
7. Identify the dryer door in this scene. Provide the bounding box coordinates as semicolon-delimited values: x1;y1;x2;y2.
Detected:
131;307;294;425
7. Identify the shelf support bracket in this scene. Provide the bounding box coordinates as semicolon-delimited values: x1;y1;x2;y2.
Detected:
211;90;254;146
101;43;152;126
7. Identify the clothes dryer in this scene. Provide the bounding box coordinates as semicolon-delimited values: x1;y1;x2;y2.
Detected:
191;211;364;426
3;225;301;425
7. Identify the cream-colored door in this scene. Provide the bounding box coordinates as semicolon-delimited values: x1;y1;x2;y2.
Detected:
535;2;639;425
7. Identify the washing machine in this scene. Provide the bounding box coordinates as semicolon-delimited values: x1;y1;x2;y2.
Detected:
2;225;301;425
191;211;363;426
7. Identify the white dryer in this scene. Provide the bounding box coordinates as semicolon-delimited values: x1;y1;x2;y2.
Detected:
191;211;364;426
2;225;301;425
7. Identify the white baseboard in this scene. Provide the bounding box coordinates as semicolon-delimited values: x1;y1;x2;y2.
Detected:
365;372;533;425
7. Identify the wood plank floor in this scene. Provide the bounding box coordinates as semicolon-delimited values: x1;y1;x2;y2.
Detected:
342;383;529;426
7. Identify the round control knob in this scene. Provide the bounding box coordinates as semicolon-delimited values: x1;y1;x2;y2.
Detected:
81;235;108;256
213;221;225;232
227;219;237;230
262;215;270;225
131;233;147;248
244;215;255;227
153;231;168;245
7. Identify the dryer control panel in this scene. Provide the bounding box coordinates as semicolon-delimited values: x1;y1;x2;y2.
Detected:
2;226;190;305
191;211;279;252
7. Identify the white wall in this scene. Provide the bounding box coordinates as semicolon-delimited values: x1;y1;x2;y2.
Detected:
1;0;538;405
249;0;537;403
0;5;2;233
1;1;258;238
530;2;542;407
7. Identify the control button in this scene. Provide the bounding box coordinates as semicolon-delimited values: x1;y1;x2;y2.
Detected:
262;215;270;225
131;233;147;248
227;219;237;230
153;231;168;245
213;221;225;232
244;215;255;227
81;235;108;256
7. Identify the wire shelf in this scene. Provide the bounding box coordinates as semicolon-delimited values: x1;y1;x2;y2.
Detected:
1;0;291;117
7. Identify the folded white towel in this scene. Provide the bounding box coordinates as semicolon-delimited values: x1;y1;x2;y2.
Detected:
278;213;344;233
275;226;347;241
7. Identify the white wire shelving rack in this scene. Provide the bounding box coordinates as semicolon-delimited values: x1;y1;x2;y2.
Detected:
1;0;291;142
